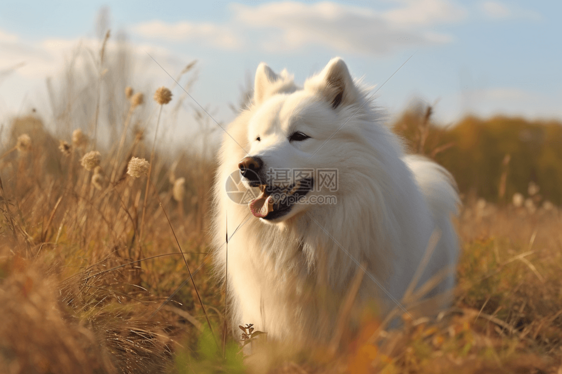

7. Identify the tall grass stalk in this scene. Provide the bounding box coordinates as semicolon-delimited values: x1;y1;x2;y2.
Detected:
91;30;110;149
222;214;229;357
110;104;135;183
158;198;218;348
139;104;163;255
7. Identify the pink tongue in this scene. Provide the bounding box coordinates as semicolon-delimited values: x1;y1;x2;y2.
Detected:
249;191;273;218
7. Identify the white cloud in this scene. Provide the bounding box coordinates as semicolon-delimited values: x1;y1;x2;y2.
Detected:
384;0;466;26
131;1;467;55
132;20;241;49
0;43;55;79
0;30;186;80
478;1;541;21
0;28;198;140
0;29;19;43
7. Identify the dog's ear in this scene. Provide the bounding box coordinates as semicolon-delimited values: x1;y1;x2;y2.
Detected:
254;63;279;105
306;57;357;109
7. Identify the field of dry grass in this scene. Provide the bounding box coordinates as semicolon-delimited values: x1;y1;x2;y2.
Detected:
1;35;561;374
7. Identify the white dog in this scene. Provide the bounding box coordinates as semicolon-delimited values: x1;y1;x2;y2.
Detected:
212;58;459;344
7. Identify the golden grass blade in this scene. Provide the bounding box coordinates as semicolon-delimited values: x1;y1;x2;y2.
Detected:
41;195;63;242
158;200;218;347
401;229;441;305
222;213;228;357
329;262;365;353
163;305;203;332
0;176;18;241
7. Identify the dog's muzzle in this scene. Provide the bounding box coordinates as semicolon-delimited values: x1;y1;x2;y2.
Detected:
238;156;263;185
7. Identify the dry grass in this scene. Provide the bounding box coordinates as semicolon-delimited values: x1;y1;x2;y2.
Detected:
0;109;217;373
1;34;561;374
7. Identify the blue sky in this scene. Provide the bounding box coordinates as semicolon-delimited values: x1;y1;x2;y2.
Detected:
0;0;561;127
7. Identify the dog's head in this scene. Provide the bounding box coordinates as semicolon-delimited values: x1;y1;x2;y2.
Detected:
239;57;370;223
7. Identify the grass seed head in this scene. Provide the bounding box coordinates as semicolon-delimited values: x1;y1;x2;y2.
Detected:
525;198;536;214
58;140;72;157
81;151;101;171
172;177;186;202
72;129;88;148
528;181;540;196
125;86;134;99
131;92;144;109
127;157;150;178
16;134;31;152
154;86;172;105
512;193;524;208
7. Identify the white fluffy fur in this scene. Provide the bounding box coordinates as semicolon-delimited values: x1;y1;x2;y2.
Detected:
212;58;459;343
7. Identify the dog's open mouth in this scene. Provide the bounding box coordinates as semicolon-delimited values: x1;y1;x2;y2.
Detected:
248;178;313;220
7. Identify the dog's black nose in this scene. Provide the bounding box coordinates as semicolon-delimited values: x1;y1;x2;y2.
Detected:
238;156;263;182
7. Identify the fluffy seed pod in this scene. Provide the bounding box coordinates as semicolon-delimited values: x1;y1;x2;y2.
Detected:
72;129;88;148
131;92;144;108
127;157;150;178
543;201;555;211
512;193;524;208
125;86;134;99
59;140;72;157
173;177;185;202
81;151;101;171
16;134;31;152
525;198;536;214
528;181;540;196
154;87;172;105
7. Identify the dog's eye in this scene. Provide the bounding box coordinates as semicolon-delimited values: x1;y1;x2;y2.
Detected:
289;131;310;142
256;137;261;142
